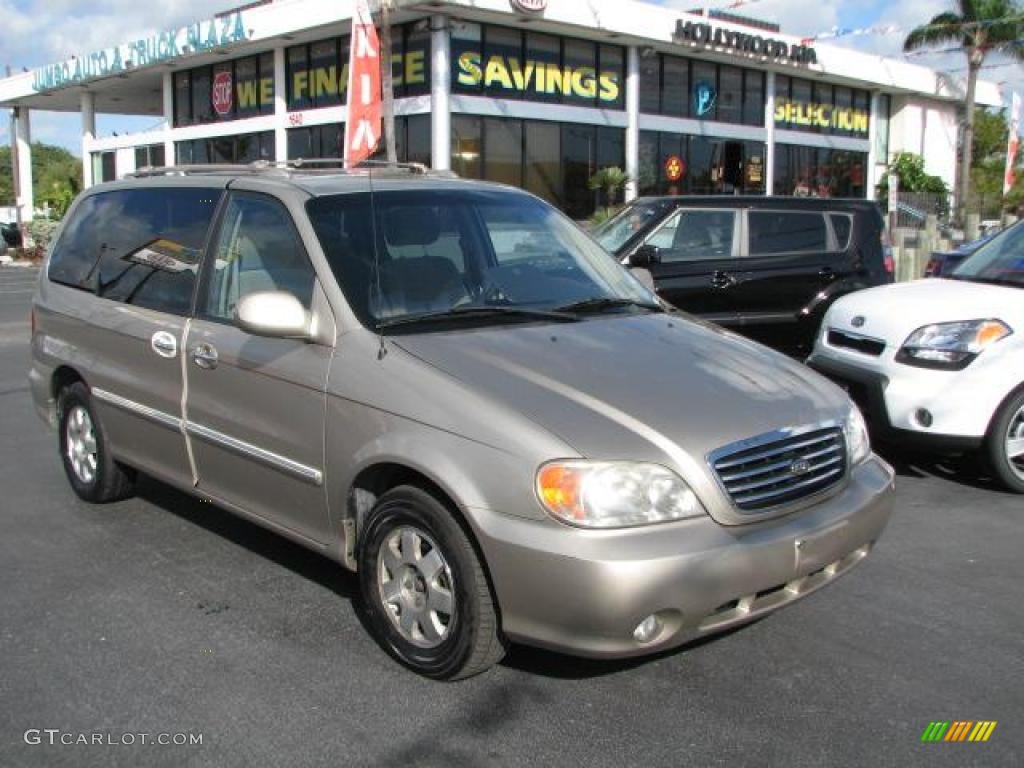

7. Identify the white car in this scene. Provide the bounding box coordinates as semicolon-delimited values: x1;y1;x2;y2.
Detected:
807;223;1024;492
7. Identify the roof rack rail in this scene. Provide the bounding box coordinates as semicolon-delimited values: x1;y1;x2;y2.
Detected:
126;159;457;179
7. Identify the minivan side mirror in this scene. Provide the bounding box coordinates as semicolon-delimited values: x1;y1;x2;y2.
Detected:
234;291;311;340
629;244;662;268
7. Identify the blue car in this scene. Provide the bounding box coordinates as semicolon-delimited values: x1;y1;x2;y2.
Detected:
924;231;999;277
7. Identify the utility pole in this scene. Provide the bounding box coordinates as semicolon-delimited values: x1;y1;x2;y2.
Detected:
378;0;397;163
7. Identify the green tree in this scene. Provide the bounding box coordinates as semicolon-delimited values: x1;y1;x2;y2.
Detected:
904;0;1024;220
0;142;82;217
878;152;950;196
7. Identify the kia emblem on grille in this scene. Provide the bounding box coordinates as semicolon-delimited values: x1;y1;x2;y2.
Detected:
790;459;812;476
851;316;866;328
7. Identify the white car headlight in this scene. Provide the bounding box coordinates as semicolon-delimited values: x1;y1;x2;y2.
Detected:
844;405;871;465
897;319;1011;370
536;461;705;528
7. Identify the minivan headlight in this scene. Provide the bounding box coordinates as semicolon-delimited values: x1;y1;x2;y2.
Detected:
536;461;704;528
896;319;1011;370
844;405;871;465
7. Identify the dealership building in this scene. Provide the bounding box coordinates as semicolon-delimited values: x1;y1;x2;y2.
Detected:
0;0;1003;221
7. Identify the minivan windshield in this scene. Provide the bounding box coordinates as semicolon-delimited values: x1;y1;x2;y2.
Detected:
307;189;659;330
591;201;667;254
952;221;1024;288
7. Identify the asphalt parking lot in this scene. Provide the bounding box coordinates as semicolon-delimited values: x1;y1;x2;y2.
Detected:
1;263;1021;768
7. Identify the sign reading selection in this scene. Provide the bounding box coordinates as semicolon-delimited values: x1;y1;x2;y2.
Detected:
32;11;249;92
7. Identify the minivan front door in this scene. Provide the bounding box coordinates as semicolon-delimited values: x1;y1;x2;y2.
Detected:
638;208;742;325
184;192;334;544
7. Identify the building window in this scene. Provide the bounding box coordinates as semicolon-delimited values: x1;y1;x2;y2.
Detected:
172;55;275;127
742;70;765;127
134;145;166;169
91;151;117;183
874;94;891;166
285;115;429;164
451;23;625;109
662;56;689;118
774;77;870;137
773;144;867;197
717;66;743;125
285;25;430;114
638;131;765;196
176;132;275;165
449;116;624;218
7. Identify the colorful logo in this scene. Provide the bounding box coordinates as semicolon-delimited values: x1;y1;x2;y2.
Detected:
921;721;997;742
694;81;716;118
664;155;685;182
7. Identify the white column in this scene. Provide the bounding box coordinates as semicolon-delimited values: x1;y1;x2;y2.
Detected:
430;15;451;171
80;91;96;188
273;47;288;162
14;108;33;222
867;92;881;199
162;72;175;166
764;71;775;197
624;46;640;202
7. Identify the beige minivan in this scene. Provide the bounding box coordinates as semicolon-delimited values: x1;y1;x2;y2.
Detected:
30;164;894;679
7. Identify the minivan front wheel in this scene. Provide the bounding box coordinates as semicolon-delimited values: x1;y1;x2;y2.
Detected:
58;383;135;503
986;389;1024;493
358;486;505;680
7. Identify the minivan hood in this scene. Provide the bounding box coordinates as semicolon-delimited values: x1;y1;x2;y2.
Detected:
394;313;850;508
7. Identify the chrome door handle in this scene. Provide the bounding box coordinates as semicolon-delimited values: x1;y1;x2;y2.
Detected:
191;344;219;370
151;331;178;359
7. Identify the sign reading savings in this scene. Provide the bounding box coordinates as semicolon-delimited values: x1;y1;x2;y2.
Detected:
344;0;382;167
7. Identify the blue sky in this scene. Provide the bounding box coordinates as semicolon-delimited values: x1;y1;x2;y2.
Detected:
0;0;1015;155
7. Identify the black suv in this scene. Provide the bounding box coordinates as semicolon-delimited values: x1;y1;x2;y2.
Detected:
593;197;894;355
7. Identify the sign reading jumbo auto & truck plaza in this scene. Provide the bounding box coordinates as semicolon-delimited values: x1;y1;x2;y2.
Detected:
32;11;249;92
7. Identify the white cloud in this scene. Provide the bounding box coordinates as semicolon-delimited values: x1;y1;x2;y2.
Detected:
0;0;240;69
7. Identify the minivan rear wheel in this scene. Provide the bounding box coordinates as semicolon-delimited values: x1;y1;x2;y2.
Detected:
985;389;1024;494
358;486;505;680
58;383;135;503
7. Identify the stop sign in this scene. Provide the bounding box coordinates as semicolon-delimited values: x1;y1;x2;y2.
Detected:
212;70;233;116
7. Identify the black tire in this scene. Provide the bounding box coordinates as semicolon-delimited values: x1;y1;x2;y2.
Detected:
57;382;136;503
985;389;1024;494
358;485;505;680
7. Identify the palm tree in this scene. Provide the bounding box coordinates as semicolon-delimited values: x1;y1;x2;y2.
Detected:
588;166;631;208
904;1;1024;220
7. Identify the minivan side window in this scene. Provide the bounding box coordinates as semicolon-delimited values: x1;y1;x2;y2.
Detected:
644;210;736;262
749;212;829;255
48;195;105;289
50;188;222;316
203;195;316;322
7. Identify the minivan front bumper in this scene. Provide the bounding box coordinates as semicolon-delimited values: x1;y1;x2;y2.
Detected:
470;455;894;658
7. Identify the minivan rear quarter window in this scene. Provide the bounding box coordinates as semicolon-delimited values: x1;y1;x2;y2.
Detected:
749;211;828;255
49;187;221;315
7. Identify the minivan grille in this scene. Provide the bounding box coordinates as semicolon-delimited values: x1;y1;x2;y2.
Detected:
710;426;847;513
827;329;885;357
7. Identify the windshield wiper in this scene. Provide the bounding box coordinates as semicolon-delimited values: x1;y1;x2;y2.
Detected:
376;305;578;330
553;297;663;314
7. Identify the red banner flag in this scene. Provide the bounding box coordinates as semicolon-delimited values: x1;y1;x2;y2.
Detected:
1004;92;1020;195
344;0;382;167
